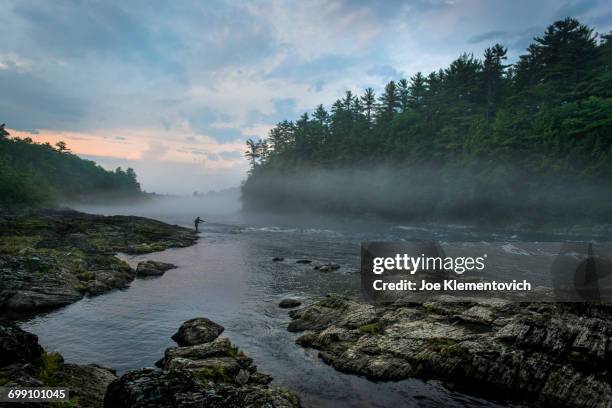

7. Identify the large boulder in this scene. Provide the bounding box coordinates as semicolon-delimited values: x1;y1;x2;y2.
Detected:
171;317;224;346
0;322;43;366
106;317;300;408
161;337;271;386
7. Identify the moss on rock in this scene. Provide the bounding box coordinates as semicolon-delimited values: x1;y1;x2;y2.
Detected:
0;209;198;312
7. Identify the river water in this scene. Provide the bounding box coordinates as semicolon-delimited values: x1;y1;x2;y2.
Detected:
18;199;569;407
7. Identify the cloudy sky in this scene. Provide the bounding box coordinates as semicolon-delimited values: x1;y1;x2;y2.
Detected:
1;0;610;194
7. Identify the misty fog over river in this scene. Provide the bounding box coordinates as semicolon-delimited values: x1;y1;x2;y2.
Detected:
18;196;571;408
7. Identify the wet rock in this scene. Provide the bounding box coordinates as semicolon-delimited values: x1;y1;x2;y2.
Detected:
106;317;300;407
52;363;117;408
171;317;225;346
104;368;299;408
288;295;612;408
136;260;176;277
0;363;43;388
287;295;376;333
279;298;302;309
0;209;198;312
295;259;311;264
0;322;43;366
273;257;285;262
0;322;116;408
314;263;340;272
162;337;267;386
0;257;84;310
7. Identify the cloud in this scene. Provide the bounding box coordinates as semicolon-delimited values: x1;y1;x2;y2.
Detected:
310;80;326;92
248;98;300;124
218;151;242;160
555;0;602;19
468;30;511;44
140;141;170;161
265;53;358;81
0;65;87;131
13;2;157;59
367;64;404;80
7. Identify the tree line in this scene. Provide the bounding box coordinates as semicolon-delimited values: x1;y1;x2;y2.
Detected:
0;125;142;208
242;18;612;224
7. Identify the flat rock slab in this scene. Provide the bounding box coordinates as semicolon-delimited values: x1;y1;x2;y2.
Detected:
288;294;612;408
171;317;225;346
0;210;198;312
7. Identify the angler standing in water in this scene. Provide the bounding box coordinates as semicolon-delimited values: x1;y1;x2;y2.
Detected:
194;216;205;232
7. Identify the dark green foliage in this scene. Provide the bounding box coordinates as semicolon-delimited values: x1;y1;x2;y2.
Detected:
242;19;612;226
0;134;142;208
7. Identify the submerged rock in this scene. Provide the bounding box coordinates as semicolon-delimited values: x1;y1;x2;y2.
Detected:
279;298;302;309
171;317;225;346
272;257;285;262
295;259;312;264
314;263;340;272
136;260;176;277
288;294;612;408
106;317;300;407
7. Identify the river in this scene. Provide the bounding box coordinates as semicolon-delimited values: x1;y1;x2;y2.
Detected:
18;198;563;407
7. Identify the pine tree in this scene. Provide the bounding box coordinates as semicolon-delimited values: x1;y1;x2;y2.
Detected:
361;88;376;123
516;18;597;88
408;72;427;110
483;44;508;120
398;79;410;112
377;81;400;121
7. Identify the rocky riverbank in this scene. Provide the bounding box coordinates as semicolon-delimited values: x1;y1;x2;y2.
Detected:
105;317;300;407
1;316;300;408
0;321;116;407
0;209;197;312
288;294;612;408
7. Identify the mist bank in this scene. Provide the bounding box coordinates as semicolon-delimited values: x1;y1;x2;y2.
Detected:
241;164;612;229
240;18;611;231
68;188;242;227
